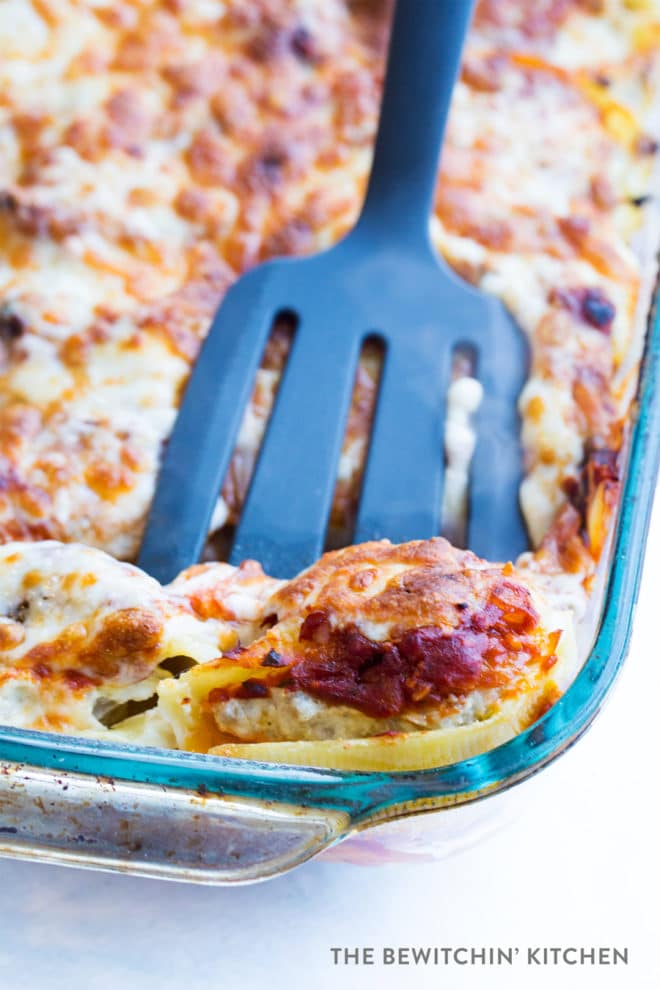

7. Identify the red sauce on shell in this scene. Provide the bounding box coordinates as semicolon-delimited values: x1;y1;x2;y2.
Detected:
290;582;542;718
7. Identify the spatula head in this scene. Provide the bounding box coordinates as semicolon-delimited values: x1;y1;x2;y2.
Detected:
138;234;529;582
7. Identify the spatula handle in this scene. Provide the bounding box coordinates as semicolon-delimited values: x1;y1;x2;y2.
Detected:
355;0;474;246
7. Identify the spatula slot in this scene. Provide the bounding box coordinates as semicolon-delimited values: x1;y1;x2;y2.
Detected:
203;309;298;561
353;334;451;546
466;324;530;562
229;314;363;576
325;334;384;552
441;343;482;548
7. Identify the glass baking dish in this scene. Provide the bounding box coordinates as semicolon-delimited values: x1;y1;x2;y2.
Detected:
0;296;658;884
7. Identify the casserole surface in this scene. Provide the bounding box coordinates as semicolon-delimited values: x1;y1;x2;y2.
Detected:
1;0;659;767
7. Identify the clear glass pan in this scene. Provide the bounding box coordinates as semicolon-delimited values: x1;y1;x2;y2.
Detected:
0;305;658;884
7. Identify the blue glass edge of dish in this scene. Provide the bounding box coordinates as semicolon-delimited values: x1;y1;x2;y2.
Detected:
0;304;657;822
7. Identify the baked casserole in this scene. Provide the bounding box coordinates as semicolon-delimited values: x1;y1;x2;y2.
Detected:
0;0;658;769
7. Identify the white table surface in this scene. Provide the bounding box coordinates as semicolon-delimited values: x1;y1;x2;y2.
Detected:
1;497;659;990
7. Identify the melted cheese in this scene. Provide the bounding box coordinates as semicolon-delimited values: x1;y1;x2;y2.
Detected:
0;0;654;563
0;540;279;735
166;539;578;764
0;1;658;761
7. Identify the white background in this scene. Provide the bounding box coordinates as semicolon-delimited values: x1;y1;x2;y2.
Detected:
1;496;659;990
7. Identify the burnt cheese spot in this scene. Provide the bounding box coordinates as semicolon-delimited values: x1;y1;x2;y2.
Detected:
290;26;321;63
7;599;29;623
261;649;285;667
581;289;616;331
0;309;25;342
636;134;659;155
234;678;270;699
550;286;616;334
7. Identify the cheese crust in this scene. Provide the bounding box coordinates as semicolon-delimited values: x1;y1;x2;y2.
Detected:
163;539;577;767
0;0;658;766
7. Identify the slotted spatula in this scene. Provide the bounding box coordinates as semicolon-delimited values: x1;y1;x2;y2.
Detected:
138;0;529;583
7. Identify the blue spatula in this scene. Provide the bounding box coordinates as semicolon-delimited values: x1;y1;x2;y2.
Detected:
138;0;529;582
